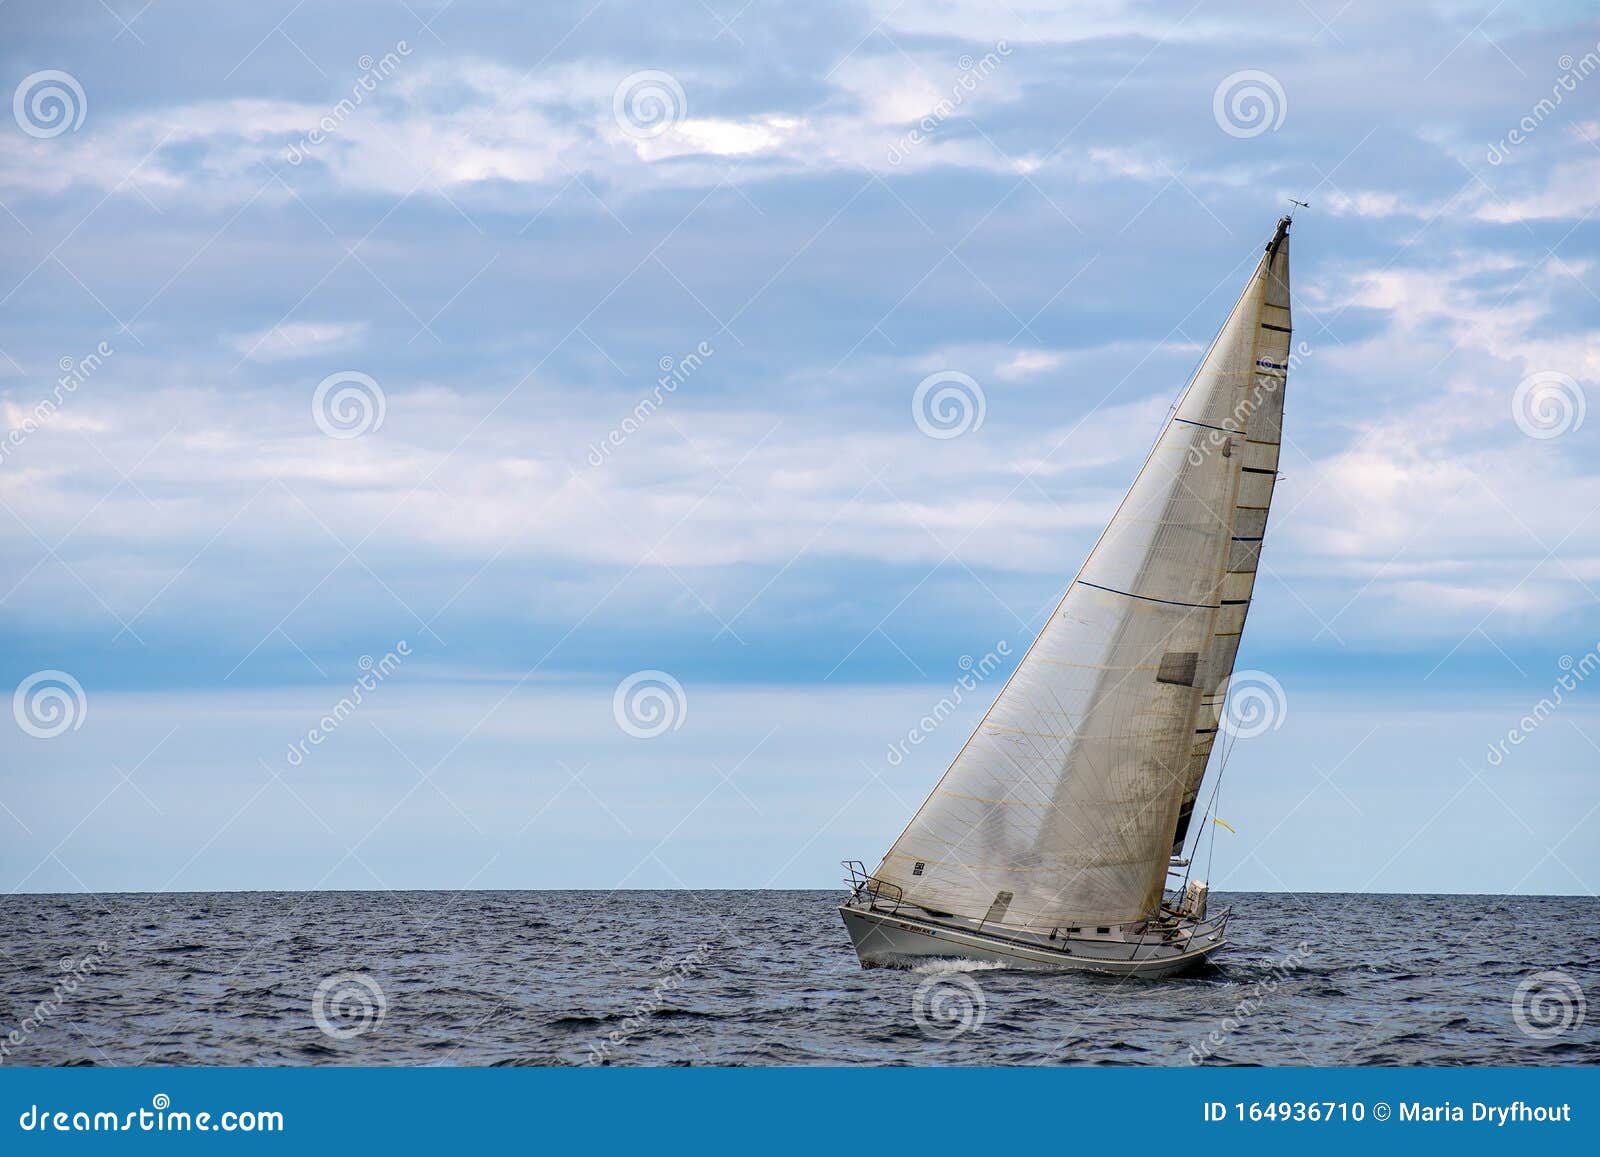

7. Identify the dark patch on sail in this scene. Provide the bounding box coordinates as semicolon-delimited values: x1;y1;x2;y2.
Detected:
1156;651;1199;687
1171;797;1197;851
911;861;925;877
982;891;1013;925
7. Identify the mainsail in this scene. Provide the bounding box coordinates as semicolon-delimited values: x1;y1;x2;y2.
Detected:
873;218;1293;929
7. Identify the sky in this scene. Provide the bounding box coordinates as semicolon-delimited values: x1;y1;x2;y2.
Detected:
0;0;1596;897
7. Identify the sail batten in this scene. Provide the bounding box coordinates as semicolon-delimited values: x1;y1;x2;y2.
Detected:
873;219;1293;930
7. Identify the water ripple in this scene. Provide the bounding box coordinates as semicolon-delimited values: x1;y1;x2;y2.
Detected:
0;891;1596;1066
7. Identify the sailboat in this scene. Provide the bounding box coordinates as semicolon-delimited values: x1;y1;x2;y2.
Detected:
841;216;1296;977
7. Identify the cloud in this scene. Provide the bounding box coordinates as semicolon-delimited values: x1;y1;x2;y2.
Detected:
995;349;1067;379
1475;156;1600;222
0;0;1595;680
229;321;370;363
629;116;806;161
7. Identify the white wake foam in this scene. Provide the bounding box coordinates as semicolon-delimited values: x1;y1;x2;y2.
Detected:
908;958;1012;975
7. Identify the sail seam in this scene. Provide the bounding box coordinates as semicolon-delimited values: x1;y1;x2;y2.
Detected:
1075;581;1220;610
1172;417;1238;434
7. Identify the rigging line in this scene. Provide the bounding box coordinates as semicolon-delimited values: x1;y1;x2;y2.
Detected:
1176;725;1233;900
1207;777;1219;879
1199;724;1239;884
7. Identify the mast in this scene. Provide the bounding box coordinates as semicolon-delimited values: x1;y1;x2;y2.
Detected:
870;218;1293;930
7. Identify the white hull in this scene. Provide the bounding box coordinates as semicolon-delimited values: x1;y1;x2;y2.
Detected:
840;903;1225;978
